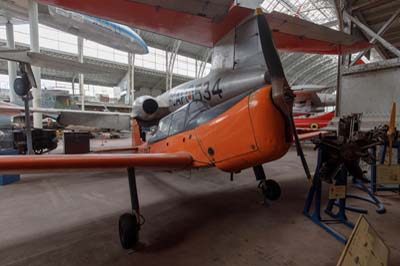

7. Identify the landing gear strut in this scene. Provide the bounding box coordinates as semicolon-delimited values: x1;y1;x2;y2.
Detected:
119;167;141;249
253;165;281;201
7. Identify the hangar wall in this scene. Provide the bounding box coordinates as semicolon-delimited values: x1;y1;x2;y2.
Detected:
339;58;400;129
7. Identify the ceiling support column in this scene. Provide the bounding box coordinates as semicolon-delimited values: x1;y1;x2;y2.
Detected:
71;74;76;95
166;40;181;90
197;49;212;78
28;0;42;128
5;21;17;104
128;52;135;106
78;36;85;110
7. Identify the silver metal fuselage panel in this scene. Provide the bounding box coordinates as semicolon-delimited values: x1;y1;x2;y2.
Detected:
146;15;268;120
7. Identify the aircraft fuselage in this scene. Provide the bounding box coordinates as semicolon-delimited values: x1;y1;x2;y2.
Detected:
138;86;291;173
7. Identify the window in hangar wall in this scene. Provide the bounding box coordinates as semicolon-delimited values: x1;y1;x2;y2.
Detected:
0;23;211;96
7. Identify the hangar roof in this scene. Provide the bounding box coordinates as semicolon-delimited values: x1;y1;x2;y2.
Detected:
0;0;344;98
350;0;400;59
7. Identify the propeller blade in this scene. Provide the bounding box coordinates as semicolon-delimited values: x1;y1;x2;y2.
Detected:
256;9;286;81
256;8;293;116
289;112;312;181
256;8;311;181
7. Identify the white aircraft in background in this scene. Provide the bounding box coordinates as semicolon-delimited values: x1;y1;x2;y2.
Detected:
0;0;147;54
291;84;336;114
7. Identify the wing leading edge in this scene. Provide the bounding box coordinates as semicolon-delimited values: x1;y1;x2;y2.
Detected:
0;153;193;174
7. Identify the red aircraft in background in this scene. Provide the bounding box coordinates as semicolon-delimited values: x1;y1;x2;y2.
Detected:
295;111;335;131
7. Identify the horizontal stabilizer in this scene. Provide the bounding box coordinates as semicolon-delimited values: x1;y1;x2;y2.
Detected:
0;103;131;130
58;111;131;130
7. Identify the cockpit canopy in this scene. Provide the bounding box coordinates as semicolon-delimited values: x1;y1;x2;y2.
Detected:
148;101;209;143
148;90;252;144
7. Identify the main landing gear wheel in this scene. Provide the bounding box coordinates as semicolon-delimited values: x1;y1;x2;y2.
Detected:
258;179;281;201
119;213;140;249
34;148;43;154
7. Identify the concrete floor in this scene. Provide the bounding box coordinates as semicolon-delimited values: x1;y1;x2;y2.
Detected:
0;139;399;266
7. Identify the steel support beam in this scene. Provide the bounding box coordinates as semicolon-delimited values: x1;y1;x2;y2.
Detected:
71;74;76;95
355;12;390;59
277;0;306;19
308;64;337;84
281;53;304;67
128;52;135;105
197;49;212;78
28;0;42;128
287;55;325;82
352;0;392;12
166;40;181;90
322;20;338;28
322;75;338;87
165;50;168;90
291;58;334;84
78;36;85;110
345;11;400;58
285;54;312;75
5;21;17;103
350;7;400;65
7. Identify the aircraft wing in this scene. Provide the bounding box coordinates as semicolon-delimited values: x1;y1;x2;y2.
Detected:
293;92;322;106
57;111;131;130
0;49;111;74
38;0;369;54
291;85;329;94
0;104;132;130
0;152;193;174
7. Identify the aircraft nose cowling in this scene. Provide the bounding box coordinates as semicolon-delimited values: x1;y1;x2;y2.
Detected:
143;98;158;114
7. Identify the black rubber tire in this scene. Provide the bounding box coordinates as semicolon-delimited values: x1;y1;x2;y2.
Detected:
119;213;139;249
262;179;281;201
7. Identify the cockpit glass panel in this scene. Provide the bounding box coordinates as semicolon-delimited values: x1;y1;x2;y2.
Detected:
169;109;186;136
187;101;209;122
147;115;171;143
148;90;251;144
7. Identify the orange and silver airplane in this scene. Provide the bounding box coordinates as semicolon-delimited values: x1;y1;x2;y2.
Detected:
0;1;369;249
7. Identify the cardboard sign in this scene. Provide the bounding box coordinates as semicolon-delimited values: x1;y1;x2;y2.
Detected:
337;215;389;266
329;185;346;199
377;165;400;184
